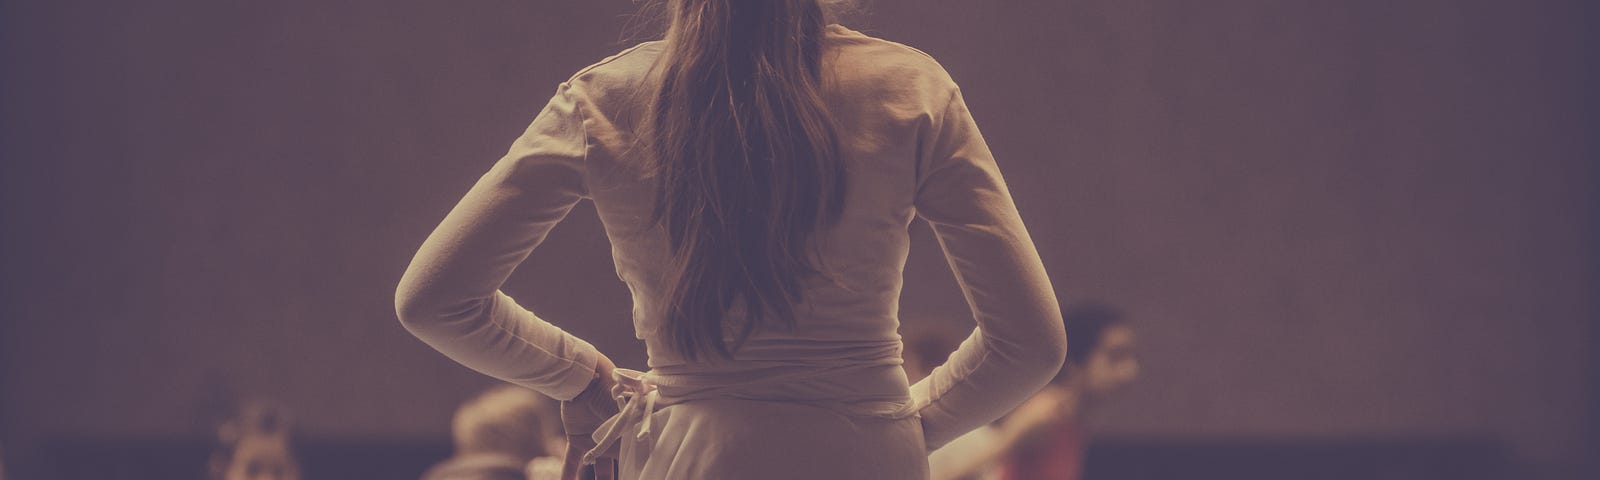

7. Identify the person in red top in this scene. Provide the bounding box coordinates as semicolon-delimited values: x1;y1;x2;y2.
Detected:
997;303;1140;480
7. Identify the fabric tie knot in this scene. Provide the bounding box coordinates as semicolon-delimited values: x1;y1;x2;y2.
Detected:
582;368;659;466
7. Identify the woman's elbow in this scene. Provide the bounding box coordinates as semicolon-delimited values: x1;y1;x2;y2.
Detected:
1018;317;1069;378
1030;305;1070;373
393;283;432;333
395;280;493;336
1042;324;1069;370
394;280;455;335
987;320;1068;379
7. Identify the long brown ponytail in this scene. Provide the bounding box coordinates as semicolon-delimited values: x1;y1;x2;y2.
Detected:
647;0;846;361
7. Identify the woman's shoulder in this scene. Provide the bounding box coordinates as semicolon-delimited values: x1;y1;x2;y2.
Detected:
825;25;941;68
563;40;662;89
556;26;961;110
565;26;951;84
557;41;666;111
824;25;961;97
567;41;665;84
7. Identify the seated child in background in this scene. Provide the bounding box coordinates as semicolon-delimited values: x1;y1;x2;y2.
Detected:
208;400;302;480
422;385;566;480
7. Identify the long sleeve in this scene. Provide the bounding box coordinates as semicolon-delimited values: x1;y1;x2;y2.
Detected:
909;86;1069;450
394;83;602;401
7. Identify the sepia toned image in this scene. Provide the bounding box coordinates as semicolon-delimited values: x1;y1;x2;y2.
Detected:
0;1;1594;479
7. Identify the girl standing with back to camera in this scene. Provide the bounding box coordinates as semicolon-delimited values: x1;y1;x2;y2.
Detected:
395;1;1067;478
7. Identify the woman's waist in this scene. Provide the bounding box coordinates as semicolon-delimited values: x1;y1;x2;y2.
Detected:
641;345;914;418
643;333;903;367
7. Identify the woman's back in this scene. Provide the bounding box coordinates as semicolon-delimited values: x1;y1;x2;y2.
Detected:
573;25;960;368
396;22;1067;480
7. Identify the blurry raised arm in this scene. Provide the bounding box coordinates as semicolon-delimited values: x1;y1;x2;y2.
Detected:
909;84;1069;450
395;83;603;401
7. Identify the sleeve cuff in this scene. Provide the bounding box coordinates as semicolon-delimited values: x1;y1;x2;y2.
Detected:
544;333;602;401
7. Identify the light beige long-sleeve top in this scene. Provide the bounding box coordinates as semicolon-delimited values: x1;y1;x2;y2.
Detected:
396;25;1067;479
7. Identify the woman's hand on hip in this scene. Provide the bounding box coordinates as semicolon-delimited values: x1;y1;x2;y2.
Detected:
560;355;620;480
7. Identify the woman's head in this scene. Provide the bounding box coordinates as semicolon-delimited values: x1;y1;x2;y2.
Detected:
1059;303;1140;396
647;0;855;361
653;0;859;24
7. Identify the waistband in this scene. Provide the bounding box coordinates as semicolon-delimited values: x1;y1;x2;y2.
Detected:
581;360;918;466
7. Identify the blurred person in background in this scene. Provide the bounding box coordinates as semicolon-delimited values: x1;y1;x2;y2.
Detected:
423;384;567;480
997;303;1138;480
208;400;302;480
927;303;1139;480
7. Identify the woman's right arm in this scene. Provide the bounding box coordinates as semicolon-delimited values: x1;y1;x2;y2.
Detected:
909;83;1069;451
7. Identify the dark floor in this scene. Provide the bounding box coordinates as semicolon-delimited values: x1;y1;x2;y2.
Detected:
23;434;1511;480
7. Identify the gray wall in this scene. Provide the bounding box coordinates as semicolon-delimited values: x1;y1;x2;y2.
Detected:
2;0;1594;476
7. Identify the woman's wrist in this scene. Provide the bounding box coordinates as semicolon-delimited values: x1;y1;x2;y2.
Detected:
574;355;618;402
573;372;606;403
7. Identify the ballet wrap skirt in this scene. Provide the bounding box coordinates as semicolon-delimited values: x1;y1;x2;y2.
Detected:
580;342;922;477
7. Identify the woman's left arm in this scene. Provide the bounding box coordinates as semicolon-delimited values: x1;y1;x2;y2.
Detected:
395;83;604;401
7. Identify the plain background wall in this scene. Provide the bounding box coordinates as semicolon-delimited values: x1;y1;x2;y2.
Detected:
2;0;1594;477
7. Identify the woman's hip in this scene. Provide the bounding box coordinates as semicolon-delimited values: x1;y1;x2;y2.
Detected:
627;398;928;479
